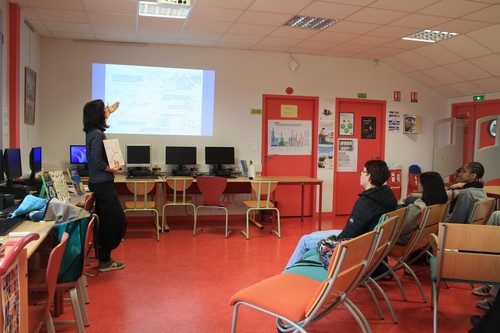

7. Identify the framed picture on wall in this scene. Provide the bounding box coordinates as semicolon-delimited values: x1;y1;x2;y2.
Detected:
24;67;37;125
403;114;420;134
339;112;354;136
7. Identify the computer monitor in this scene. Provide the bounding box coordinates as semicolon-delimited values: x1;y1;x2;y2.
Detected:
3;148;23;187
29;146;42;180
205;147;235;176
166;146;196;175
70;145;87;165
0;149;4;183
126;145;151;168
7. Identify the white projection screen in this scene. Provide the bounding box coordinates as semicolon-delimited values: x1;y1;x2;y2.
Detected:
92;63;215;136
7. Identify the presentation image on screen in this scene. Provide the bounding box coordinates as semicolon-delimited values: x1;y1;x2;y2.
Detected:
70;145;87;164
92;63;215;136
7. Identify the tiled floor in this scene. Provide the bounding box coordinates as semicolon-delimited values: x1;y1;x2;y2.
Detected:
53;215;482;332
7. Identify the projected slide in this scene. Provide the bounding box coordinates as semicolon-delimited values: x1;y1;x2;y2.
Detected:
92;63;215;136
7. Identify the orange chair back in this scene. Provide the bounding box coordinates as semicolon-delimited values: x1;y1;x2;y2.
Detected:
468;198;495;225
366;215;402;276
250;180;278;209
165;177;194;204
196;176;227;206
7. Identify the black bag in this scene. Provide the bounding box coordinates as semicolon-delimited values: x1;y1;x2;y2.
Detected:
316;235;346;269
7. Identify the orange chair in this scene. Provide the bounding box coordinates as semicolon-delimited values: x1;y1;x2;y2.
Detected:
163;177;196;232
28;233;69;333
242;180;280;239
194;176;231;237
124;180;160;240
230;230;378;333
467;197;495;224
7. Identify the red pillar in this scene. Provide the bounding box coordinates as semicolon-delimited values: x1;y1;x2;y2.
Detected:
8;3;20;148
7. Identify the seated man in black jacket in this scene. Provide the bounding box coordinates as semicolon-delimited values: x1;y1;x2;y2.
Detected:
285;159;397;268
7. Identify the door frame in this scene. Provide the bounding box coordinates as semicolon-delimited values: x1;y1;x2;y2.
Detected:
333;97;386;215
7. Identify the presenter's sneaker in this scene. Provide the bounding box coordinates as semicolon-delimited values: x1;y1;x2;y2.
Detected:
476;297;494;310
99;260;125;272
472;285;491;297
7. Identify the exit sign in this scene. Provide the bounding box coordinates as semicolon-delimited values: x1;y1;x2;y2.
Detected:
473;95;484;102
357;92;367;99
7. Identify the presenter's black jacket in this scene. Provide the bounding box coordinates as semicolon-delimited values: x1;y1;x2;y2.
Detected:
86;128;113;184
337;185;398;239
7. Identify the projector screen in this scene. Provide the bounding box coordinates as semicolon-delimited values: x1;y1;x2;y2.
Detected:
92;63;215;136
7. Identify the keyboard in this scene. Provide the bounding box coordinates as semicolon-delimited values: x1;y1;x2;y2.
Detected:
126;175;158;180
0;217;24;236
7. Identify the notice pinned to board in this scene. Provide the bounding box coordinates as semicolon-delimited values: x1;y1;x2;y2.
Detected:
281;105;298;118
337;138;358;172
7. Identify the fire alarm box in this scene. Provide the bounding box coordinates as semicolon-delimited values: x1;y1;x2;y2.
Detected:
387;168;402;200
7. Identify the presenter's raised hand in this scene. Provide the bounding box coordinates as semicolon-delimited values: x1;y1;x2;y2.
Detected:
104;101;120;119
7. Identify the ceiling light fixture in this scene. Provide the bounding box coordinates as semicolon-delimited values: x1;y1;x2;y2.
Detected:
139;0;191;19
402;29;459;43
285;16;337;30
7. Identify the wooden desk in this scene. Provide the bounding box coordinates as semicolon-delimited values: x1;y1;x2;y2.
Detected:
485;185;500;210
0;220;54;333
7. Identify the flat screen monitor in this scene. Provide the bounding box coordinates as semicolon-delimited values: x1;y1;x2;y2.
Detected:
3;148;22;186
29;146;42;180
166;147;196;166
70;145;87;164
126;145;151;167
205;147;235;166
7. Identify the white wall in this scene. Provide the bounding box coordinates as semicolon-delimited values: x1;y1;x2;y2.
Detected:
39;39;449;211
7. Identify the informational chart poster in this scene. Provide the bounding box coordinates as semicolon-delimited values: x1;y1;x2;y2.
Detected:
2;260;20;333
339;112;354;135
268;120;312;155
337;139;358;172
388;110;401;132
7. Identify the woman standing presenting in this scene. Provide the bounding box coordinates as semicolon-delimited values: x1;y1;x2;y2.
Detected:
83;100;127;272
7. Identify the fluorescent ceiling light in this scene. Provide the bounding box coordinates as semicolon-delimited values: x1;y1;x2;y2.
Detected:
285;16;337;30
139;1;190;19
402;29;459;43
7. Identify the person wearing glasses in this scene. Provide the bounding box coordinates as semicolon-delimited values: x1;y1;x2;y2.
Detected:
446;161;486;224
285;159;397;268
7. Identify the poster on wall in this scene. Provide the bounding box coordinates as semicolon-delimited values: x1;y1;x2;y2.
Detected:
319;98;334;122
339;112;354;136
319;124;334;145
2;260;21;333
337;138;358;172
388;110;400;133
268;120;312;155
318;146;334;169
361;117;376;139
24;67;37;125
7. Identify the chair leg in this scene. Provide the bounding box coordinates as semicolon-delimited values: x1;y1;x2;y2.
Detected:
45;311;55;333
240;210;251;239
344;297;372;333
154;211;160;241
69;287;87;332
231;303;240;333
224;207;230;238
363;280;384;320
162;205;170;232
400;261;427;303
382;260;408;301
78;277;89;304
368;277;398;324
432;282;439;333
193;207;199;236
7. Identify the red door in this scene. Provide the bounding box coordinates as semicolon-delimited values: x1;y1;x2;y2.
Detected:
334;98;386;215
262;95;318;217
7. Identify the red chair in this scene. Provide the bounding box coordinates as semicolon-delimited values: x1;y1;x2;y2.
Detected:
194;176;231;237
28;232;69;333
407;164;422;196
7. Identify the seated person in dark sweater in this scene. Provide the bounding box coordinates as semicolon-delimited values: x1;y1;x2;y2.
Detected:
285;160;397;268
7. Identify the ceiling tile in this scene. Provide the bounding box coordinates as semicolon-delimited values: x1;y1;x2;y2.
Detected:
440;34;492;59
328;20;381;34
390;13;451;29
20;7;39;19
431;19;493;34
417;0;490;18
444;61;493;81
299;2;362;19
176;39;217;47
27;0;84;11
367;46;406;57
346;8;409;25
218;34;263;44
348;35;395;46
406;71;443;87
214;42;251;50
353;53;380;59
294;39;336;50
138;17;185;30
384;39;426;50
184;19;232;33
395;50;437;70
177;30;223;42
432;85;463;97
321;0;373;5
268;26;320;39
330;43;372;53
462;5;500;23
237;11;292;26
24;19;48;32
44;21;93;33
137;27;180;38
82;0;137;14
228;23;277;36
466;24;500;52
367;25;419;38
91;24;136;35
470;54;500;76
471;77;500;93
51;31;95;39
257;36;302;47
95;34;140;43
414;44;463;65
319;49;356;57
381;56;418;73
250;44;289;53
195;0;254;10
310;31;358;43
421;67;466;85
189;5;243;22
134;35;175;44
87;12;136;26
33;8;87;22
448;82;484;95
370;0;439;12
250;0;313;14
286;47;322;55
